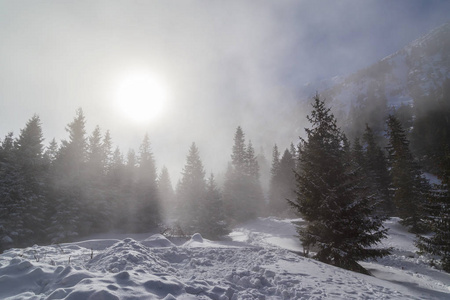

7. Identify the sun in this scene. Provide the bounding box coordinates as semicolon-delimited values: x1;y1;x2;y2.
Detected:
115;71;167;123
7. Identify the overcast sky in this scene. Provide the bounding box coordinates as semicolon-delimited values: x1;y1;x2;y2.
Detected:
1;0;449;181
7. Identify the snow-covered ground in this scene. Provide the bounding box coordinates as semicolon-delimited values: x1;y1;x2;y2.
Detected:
1;217;449;299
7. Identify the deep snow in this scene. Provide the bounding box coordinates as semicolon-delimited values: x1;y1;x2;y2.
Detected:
0;217;449;299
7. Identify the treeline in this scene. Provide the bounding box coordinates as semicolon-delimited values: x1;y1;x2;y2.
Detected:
0;108;277;251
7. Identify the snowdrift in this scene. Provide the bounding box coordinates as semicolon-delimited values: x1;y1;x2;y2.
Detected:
0;217;449;299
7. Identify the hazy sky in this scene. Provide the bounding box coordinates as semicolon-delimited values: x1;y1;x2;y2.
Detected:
1;0;449;181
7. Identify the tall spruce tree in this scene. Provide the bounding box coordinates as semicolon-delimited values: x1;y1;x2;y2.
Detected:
176;142;206;233
269;148;296;216
84;126;112;233
0;132;21;251
158;166;175;220
200;173;230;239
289;95;390;274
416;148;450;272
223;127;263;223
135;134;160;231
386;114;430;232
363;124;393;215
0;116;48;249
48;108;87;242
14;115;48;244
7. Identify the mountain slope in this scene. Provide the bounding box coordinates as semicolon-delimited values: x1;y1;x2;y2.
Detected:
320;22;450;138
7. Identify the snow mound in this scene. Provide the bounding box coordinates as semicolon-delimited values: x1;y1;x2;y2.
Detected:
87;238;169;274
141;234;175;248
191;233;203;242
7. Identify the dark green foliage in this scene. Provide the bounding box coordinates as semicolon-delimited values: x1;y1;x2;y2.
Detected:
0;116;48;250
289;95;390;274
362;125;394;215
416;148;450;272
386;115;430;232
223;127;264;223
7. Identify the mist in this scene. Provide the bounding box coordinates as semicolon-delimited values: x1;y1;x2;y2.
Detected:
1;0;449;181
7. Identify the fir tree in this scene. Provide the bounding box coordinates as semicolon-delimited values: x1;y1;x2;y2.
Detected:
0;116;49;249
176;142;206;233
363;124;393;215
386;115;430;232
44;138;59;165
14;115;48;244
87;126;105;178
416;148;450;272
201;174;230;239
269;148;296;216
289;95;390;274
48;108;88;242
269;144;280;189
223;127;263;223
0;132;22;250
158;166;175;220
84;126;112;233
102;130;113;174
135;134;160;231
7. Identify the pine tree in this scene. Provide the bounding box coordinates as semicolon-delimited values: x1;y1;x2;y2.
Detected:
269;148;296;216
269;144;281;209
102;130;113;174
0;116;49;249
0;132;22;251
44;138;59;165
363;124;393;215
135;134;160;231
223;127;263;223
176;142;206;233
231;126;247;174
289;95;390;274
201;174;230;239
386;114;430;232
14;115;48;244
87;126;105;178
48;108;87;242
84;126;112;233
416;148;450;272
158;166;175;221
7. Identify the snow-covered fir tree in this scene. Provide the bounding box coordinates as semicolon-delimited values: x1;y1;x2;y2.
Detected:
289;95;390;274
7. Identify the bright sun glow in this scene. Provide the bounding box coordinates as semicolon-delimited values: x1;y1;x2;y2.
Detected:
115;72;167;123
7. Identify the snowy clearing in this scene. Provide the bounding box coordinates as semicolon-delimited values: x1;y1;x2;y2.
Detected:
0;217;449;299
